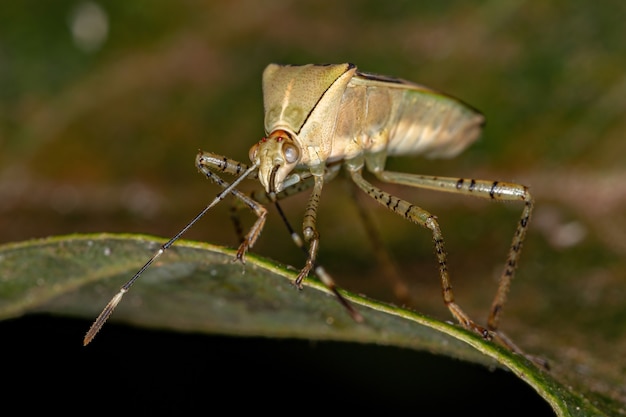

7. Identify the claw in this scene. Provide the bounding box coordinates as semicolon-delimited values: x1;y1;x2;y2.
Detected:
235;243;248;264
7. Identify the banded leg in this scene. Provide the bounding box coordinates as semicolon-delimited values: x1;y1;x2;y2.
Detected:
295;174;324;287
348;182;411;306
376;170;543;365
271;198;362;322
262;166;360;320
347;165;489;338
376;170;533;334
196;152;267;262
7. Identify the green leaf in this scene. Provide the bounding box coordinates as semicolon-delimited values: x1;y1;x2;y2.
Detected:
0;234;616;416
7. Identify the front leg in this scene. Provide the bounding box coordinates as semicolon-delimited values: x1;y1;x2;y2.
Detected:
195;151;266;263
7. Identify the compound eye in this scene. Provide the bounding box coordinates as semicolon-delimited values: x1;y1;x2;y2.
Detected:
248;142;260;163
282;142;299;164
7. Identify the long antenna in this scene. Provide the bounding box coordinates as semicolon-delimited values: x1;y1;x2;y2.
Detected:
83;162;259;345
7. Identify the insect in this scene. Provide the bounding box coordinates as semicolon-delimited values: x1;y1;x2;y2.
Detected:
84;63;535;361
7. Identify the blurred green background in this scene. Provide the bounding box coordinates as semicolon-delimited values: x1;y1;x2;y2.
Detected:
1;0;624;412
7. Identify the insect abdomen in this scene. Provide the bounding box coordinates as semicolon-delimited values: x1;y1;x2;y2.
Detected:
385;89;485;159
331;75;484;162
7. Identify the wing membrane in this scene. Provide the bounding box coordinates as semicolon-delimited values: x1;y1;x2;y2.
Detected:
349;72;485;158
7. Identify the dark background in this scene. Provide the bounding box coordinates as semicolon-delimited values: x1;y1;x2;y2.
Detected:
4;315;553;414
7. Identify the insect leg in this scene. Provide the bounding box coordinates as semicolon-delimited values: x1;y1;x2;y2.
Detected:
347;163;489;338
272;200;363;322
376;171;533;334
371;170;547;366
259;165;362;320
195;151;266;263
253;166;338;290
293;174;324;288
348;181;411;306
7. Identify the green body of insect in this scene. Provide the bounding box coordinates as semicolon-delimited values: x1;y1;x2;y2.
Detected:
86;63;536;365
253;63;483;193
